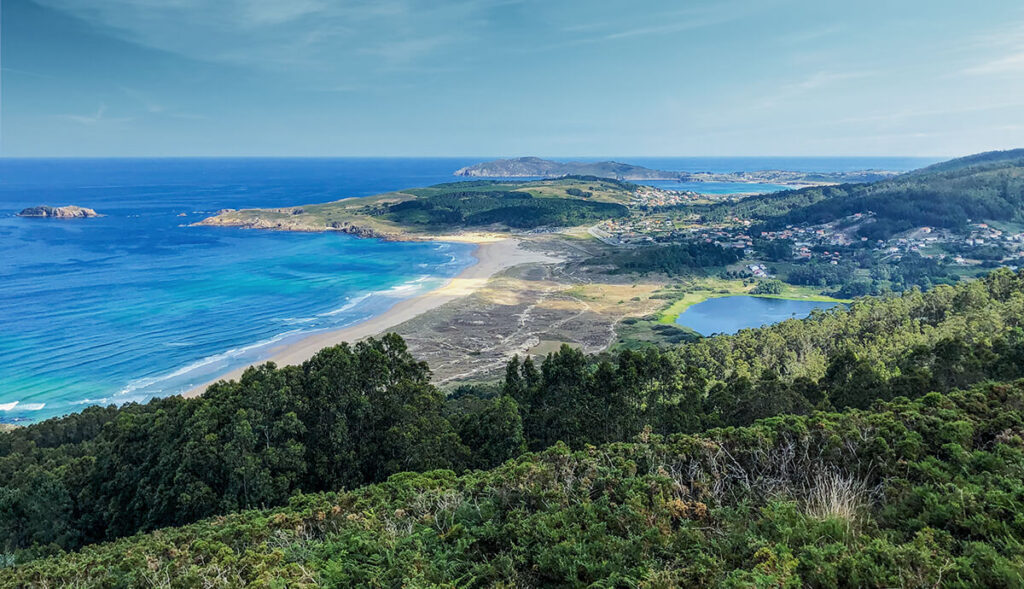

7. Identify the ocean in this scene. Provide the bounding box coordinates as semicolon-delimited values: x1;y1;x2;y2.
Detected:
0;156;939;423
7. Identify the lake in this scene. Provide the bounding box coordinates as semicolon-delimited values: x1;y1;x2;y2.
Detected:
675;295;841;336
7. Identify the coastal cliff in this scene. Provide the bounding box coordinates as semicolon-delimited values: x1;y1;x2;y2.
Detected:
194;208;396;239
17;205;101;218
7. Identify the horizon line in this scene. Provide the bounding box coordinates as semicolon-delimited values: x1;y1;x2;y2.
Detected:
0;154;954;160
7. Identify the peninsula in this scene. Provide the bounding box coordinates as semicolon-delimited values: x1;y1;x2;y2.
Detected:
194;176;634;239
454;156;899;185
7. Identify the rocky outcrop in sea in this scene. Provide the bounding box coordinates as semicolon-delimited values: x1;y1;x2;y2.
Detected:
17;205;102;218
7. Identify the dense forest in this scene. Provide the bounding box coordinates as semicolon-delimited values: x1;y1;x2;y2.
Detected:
6;269;1024;585
586;242;743;275
7;380;1024;586
702;149;1024;239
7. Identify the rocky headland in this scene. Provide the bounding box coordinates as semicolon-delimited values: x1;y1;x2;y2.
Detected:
193;208;396;240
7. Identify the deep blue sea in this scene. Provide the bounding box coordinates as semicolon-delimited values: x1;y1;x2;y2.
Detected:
0;156;939;423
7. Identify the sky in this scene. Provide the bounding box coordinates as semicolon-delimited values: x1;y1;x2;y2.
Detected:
1;0;1023;157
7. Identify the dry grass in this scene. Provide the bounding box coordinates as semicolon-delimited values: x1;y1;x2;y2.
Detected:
805;469;870;530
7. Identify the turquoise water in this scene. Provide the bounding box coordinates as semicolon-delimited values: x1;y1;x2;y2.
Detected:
0;157;932;423
675;295;842;336
0;159;482;423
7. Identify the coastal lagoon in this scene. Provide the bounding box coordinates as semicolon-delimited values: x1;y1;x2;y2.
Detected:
1;157;930;423
675;295;842;336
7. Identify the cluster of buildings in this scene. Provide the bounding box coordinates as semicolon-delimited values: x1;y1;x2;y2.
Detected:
599;188;1024;270
759;223;863;248
629;186;739;208
867;223;1024;265
964;223;1024;246
590;219;657;245
747;263;769;277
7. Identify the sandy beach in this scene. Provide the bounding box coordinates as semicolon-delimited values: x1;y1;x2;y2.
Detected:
184;237;561;397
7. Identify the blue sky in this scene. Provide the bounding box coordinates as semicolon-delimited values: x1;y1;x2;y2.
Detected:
2;0;1023;156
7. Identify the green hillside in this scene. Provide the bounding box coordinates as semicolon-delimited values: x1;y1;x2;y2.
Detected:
195;176;633;237
908;148;1024;175
6;269;1024;585
6;380;1024;587
704;149;1024;240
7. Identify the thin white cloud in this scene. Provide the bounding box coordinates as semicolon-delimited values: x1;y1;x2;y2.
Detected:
237;0;328;27
963;52;1024;75
834;100;1024;125
358;35;460;67
776;25;842;46
791;71;870;91
0;67;57;79
33;0;494;72
959;18;1024;75
752;70;875;110
119;86;163;113
58;104;133;125
603;16;733;41
535;0;776;51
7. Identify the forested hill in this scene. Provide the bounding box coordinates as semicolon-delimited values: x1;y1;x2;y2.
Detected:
6;269;1024;585
908;147;1024;175
705;148;1024;239
7;381;1024;586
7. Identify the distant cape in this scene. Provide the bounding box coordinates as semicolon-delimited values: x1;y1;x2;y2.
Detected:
454;157;680;180
454;157;899;185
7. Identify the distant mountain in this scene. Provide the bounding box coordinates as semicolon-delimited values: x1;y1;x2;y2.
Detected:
455;157;899;185
455;157;680;180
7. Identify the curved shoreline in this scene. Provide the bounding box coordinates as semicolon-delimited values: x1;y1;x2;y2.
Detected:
183;237;561;397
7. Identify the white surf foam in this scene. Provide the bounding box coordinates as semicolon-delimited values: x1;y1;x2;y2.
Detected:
116;329;302;396
2;402;46;411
